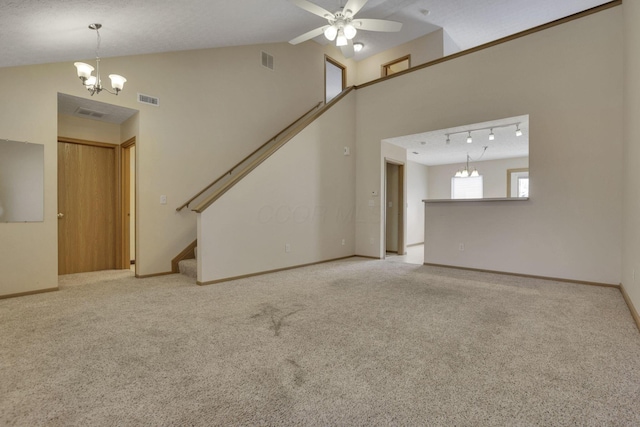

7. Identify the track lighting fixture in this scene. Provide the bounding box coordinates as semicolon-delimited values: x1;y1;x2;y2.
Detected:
444;122;524;144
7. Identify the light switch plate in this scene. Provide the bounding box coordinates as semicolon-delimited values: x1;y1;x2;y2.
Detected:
160;195;167;205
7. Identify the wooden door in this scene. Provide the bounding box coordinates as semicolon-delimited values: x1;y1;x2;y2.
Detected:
58;140;117;274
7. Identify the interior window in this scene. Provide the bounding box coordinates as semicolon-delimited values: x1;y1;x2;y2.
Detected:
451;176;483;199
382;55;411;77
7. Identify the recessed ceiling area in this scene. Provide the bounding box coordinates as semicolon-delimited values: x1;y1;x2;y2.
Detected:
0;0;613;68
383;115;529;166
58;93;138;124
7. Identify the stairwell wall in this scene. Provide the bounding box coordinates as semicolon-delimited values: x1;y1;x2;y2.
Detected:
197;92;356;283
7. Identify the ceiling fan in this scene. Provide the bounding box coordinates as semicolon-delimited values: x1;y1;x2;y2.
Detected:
288;0;403;58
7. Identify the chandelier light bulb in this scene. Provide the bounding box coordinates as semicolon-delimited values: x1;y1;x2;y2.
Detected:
470;169;480;177
85;75;97;88
324;25;338;41
109;74;127;91
461;169;470;178
74;62;94;80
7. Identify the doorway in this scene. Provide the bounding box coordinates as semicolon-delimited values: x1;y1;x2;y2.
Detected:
121;138;136;272
385;161;405;256
58;138;118;274
325;55;346;104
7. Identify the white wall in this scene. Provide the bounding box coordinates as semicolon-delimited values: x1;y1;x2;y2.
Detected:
197;92;356;283
623;0;640;312
428;157;528;200
406;161;428;245
355;7;623;284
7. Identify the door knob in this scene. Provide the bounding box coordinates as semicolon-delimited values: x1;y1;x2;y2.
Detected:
57;213;64;218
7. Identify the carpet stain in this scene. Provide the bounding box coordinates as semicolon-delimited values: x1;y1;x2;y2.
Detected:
251;304;304;336
285;358;306;386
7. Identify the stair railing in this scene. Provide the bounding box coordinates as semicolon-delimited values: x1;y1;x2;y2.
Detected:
176;100;324;212
191;86;354;213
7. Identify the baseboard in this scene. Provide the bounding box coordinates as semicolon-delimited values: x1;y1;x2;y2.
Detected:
354;255;382;260
620;283;640;332
197;255;356;286
423;263;620;289
407;242;424;247
0;287;58;300
135;271;175;279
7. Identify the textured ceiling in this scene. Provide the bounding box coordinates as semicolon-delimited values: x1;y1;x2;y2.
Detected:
383;115;529;166
0;0;612;68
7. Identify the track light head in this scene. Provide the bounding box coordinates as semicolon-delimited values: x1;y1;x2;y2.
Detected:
466;131;472;144
489;129;495;141
515;124;523;137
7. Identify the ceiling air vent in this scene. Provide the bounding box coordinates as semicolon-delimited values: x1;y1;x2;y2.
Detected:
137;93;159;106
75;107;106;119
261;51;274;70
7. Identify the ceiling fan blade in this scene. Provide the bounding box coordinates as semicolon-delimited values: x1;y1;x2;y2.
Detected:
353;19;403;32
289;26;328;45
343;0;368;16
341;39;355;58
289;0;335;19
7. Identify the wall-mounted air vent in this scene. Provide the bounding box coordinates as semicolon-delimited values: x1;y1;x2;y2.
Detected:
261;51;274;70
138;93;160;106
74;107;106;119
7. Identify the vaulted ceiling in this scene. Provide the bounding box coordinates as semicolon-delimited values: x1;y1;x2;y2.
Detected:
0;0;611;68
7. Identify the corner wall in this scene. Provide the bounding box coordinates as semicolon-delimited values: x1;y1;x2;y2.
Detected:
355;7;624;284
623;0;640;315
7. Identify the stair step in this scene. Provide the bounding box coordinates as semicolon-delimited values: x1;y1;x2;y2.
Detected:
178;258;197;279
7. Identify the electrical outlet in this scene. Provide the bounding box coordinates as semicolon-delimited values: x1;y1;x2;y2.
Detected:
160;195;167;205
341;239;346;246
285;243;291;253
344;146;350;156
459;243;465;251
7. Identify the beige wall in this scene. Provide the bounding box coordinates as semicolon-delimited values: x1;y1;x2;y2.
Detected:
407;161;428;245
58;114;121;144
198;92;356;283
356;7;623;284
428;157;529;200
623;1;640;313
0;40;346;297
356;30;445;85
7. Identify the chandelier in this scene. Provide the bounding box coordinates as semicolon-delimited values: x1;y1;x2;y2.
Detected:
74;24;126;96
454;147;488;178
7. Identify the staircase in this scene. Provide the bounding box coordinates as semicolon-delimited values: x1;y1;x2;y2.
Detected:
173;87;355;282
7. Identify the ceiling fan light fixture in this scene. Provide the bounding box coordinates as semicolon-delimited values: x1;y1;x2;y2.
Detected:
336;30;348;47
343;23;357;39
353;42;364;52
324;25;338;41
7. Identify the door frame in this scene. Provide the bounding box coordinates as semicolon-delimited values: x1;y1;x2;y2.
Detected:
121;137;136;271
57;136;127;272
384;159;405;257
324;55;346;104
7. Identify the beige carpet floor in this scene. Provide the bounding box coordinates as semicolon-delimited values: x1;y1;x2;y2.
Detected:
1;258;639;426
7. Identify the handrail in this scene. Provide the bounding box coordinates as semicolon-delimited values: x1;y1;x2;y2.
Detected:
192;86;355;213
176;100;324;212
